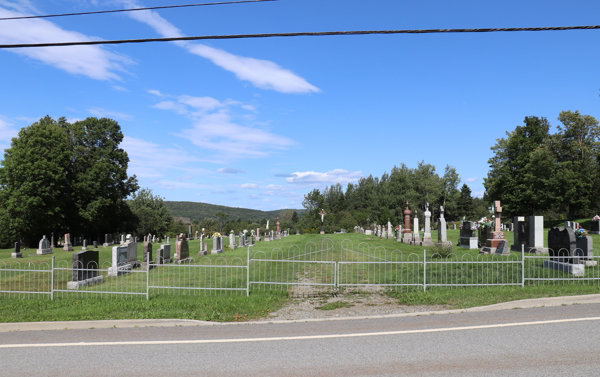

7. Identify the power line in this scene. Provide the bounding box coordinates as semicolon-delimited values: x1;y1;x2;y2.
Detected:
0;0;275;21
2;24;599;49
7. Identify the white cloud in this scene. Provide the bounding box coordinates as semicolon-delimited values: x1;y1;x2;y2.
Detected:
153;100;187;115
241;104;256;112
0;5;131;81
178;95;223;111
285;169;363;185
217;167;245;174
112;85;129;92
147;89;165;97
121;136;215;178
179;112;295;159
0;118;18;142
87;108;133;121
119;0;319;94
465;177;478;183
67;118;82;124
212;189;235;195
241;183;258;189
266;184;285;191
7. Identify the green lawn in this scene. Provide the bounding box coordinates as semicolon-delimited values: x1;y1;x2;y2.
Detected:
1;229;599;322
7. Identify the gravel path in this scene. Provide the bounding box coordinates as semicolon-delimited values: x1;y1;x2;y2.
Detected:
257;288;448;321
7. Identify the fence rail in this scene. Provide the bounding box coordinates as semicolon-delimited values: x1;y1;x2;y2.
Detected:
1;241;600;300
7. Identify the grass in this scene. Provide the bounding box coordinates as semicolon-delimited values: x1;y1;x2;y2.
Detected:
0;292;287;322
389;284;600;309
1;230;600;322
316;301;354;310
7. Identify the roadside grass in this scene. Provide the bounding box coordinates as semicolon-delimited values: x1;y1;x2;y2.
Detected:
0;292;287;323
389;284;600;309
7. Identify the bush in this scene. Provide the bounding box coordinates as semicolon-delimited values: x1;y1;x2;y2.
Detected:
428;243;453;258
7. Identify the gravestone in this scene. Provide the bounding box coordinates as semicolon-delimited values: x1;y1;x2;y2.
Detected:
176;234;189;261
103;234;113;247
81;239;88;252
229;231;236;250
494;240;507;255
120;234;125;245
528;216;547;254
478;225;492;248
12;241;22;258
63;233;73;252
93;241;98;248
387;220;393;239
68;250;103;289
576;236;595;265
510;216;527;251
157;244;171;264
108;246;132;277
402;202;413;243
481;201;509;255
127;241;139;267
142;240;153;270
420;204;433;246
437;206;450;246
412;212;421;245
51;233;55;248
545;227;585;276
460;222;478;249
36;235;53;255
296;230;300;235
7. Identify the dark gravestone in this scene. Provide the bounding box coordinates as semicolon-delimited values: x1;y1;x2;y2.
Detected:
517;221;529;247
144;242;152;263
591;221;600;234
548;227;577;263
72;250;99;281
495;240;507;255
460;222;474;238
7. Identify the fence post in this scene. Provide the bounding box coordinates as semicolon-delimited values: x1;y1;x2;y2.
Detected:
51;255;55;301
423;250;427;292
246;246;251;296
146;262;150;300
521;243;525;288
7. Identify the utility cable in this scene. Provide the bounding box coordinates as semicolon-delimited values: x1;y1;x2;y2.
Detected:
1;24;599;49
0;0;275;21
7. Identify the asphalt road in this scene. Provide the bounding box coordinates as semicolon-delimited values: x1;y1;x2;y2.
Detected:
2;304;600;377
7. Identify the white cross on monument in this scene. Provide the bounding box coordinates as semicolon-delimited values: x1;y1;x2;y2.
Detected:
319;209;327;223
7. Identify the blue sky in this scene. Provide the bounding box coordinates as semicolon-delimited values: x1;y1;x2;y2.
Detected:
0;0;599;210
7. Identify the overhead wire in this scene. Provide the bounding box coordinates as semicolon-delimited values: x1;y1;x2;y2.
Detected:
1;25;600;49
0;0;275;21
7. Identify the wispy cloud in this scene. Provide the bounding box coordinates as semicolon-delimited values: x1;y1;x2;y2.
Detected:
87;108;133;121
212;189;236;195
241;183;258;189
112;85;129;92
119;0;319;94
217;167;245;174
274;173;295;178
285;169;363;185
147;89;165;97
473;190;484;198
0;4;131;81
465;177;478;183
121;136;215;178
0;118;19;143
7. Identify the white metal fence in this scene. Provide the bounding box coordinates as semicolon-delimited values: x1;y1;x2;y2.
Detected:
1;241;600;300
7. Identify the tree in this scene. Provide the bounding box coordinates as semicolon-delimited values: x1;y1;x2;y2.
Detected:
0;116;72;246
484;116;552;217
291;211;298;223
0;116;138;247
128;188;172;236
441;165;461;221
215;212;228;232
64;117;138;236
457;184;474;219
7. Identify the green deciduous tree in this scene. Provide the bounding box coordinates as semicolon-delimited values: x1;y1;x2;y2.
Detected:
128;188;172;236
0;116;138;247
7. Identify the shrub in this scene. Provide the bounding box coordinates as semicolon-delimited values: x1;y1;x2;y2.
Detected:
428;243;453;258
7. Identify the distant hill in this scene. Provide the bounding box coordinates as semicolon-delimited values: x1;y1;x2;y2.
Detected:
165;201;306;222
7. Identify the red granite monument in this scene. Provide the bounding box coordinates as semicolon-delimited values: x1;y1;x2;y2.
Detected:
481;200;509;254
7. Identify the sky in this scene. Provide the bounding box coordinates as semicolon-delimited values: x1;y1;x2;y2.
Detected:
0;0;599;211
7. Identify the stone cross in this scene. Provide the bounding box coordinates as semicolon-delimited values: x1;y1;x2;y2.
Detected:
319;209;327;223
494;200;502;232
440;205;445;219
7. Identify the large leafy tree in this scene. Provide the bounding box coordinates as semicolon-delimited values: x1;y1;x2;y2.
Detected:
0;116;72;246
484;116;552;217
0;116;138;247
64;117;139;236
457;184;474;219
